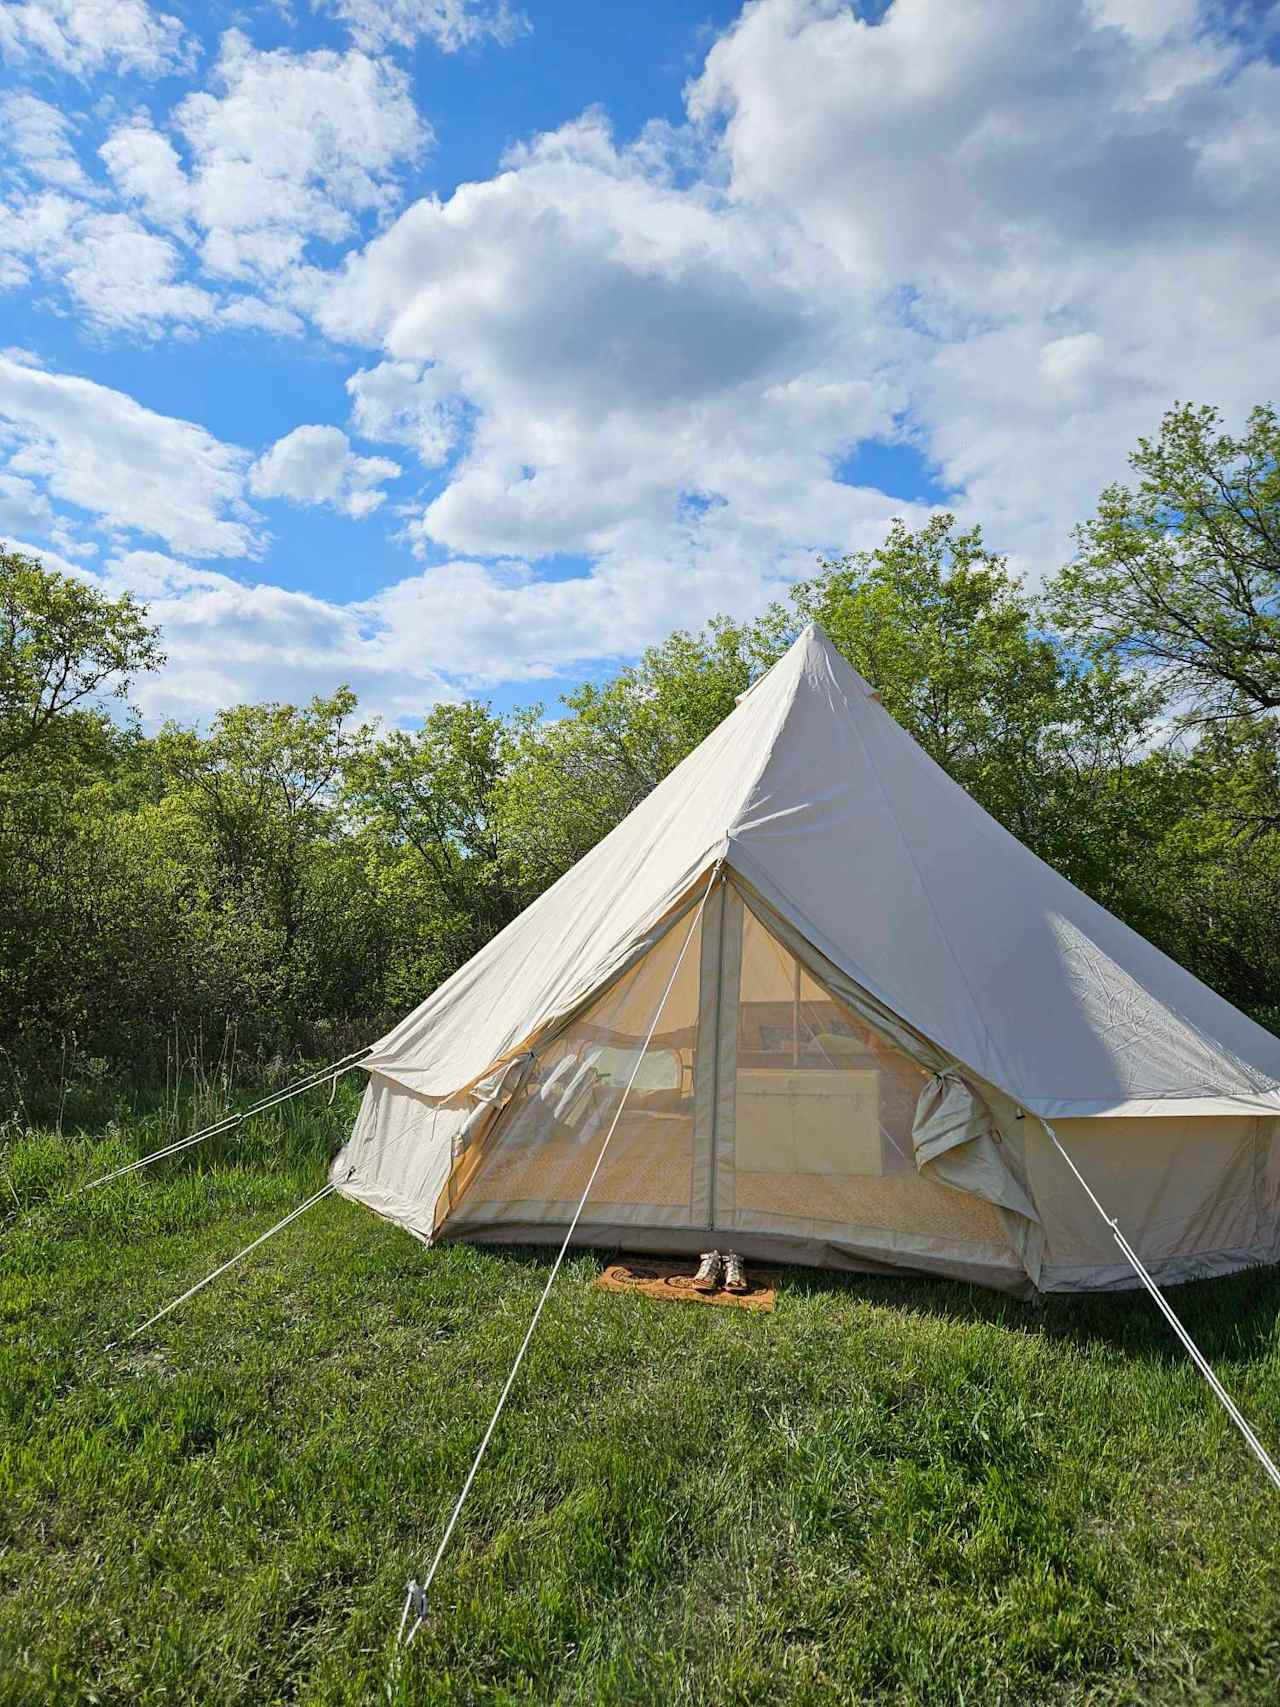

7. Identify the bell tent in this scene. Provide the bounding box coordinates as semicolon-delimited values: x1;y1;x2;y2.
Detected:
333;624;1280;1297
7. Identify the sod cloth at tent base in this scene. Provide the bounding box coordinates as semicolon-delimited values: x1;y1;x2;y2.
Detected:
332;625;1280;1296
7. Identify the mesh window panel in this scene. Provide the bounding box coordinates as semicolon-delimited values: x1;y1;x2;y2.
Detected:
726;905;1013;1255
444;909;704;1231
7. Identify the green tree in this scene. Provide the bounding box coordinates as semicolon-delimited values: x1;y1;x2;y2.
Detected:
153;690;366;1046
0;546;163;770
1113;718;1280;1030
345;701;520;988
794;515;1071;778
1050;402;1280;719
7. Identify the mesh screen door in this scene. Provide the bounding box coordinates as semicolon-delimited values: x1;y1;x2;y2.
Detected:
443;903;708;1234
714;894;1015;1264
442;879;1015;1273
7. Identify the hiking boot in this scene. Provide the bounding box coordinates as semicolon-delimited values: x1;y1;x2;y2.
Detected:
692;1250;722;1292
723;1251;748;1293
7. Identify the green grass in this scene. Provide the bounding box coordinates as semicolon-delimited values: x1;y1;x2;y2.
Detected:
3;1094;1280;1705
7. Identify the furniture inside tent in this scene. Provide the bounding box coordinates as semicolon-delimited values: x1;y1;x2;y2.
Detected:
333;625;1280;1297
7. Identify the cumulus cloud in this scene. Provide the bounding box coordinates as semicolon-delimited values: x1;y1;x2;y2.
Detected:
0;30;429;337
319;107;900;584
313;0;529;54
82;550;452;726
0;193;218;333
1;93;96;193
249;425;401;519
8;0;1280;718
687;0;1280;570
0;353;259;558
0;0;193;79
72;546;781;729
346;360;460;466
102;30;428;289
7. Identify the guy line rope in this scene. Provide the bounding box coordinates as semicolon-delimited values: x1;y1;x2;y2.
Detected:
107;1182;338;1351
390;860;724;1669
1040;1115;1280;1494
96;1048;370;1345
79;1047;371;1194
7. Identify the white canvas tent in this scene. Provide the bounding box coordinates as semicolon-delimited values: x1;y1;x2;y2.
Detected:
333;624;1280;1297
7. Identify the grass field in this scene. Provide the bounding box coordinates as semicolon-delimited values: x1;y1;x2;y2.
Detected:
4;1085;1280;1705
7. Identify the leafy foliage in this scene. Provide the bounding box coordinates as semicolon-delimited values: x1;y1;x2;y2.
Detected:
3;401;1280;1108
1051;402;1280;719
0;545;163;770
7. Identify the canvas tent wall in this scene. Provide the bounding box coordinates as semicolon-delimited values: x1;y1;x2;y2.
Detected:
333;625;1280;1295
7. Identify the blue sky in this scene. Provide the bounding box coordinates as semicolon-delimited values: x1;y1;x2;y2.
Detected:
1;0;1277;725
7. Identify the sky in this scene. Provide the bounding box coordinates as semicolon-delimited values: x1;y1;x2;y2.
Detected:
1;0;1278;727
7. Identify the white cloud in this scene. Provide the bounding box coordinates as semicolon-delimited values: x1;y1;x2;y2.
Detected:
8;0;1280;718
298;0;1280;690
319;107;900;589
85;550;456;727
356;550;802;686
60;213;214;334
0;29;429;340
250;425;401;519
217;297;306;337
99;123;193;238
685;0;1280;572
313;0;529;54
71;545;783;729
346;360;460;466
103;30;428;291
0;353;259;558
0;190;217;334
1;93;95;193
0;0;193;78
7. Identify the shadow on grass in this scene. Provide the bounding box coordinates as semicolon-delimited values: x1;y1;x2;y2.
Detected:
439;1237;1280;1368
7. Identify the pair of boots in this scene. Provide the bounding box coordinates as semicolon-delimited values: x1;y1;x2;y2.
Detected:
693;1249;747;1294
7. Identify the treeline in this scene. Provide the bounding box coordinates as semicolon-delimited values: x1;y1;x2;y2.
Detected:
2;401;1278;1103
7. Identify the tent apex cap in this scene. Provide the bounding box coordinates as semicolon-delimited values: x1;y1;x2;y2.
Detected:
794;621;880;698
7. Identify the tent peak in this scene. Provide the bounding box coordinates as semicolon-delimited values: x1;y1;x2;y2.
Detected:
739;625;881;705
794;620;880;699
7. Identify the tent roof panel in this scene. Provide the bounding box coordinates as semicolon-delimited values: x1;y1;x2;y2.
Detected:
368;625;1280;1117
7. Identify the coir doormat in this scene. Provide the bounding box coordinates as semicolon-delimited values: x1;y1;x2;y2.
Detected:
594;1259;778;1312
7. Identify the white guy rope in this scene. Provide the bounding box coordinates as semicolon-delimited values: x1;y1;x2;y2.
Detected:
107;1181;337;1350
1040;1116;1280;1494
393;862;723;1662
80;1050;370;1194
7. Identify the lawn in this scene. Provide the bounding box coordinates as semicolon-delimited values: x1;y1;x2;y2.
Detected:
3;1086;1280;1705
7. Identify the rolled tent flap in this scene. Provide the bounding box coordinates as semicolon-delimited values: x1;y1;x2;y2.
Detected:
456;1053;535;1155
913;1072;1040;1224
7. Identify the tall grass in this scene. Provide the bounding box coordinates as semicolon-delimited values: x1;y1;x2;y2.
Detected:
3;1088;1280;1704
